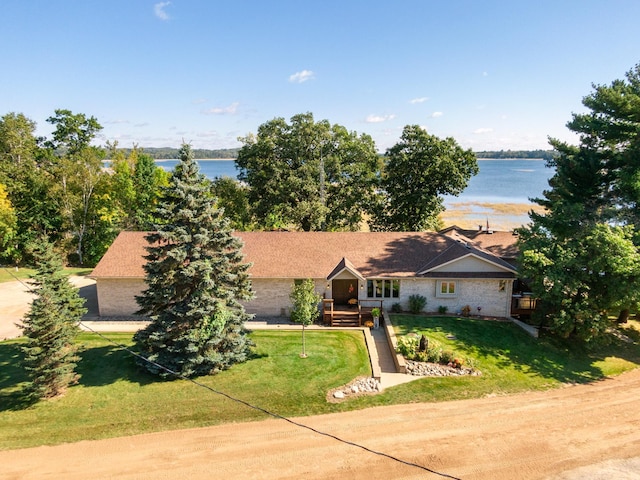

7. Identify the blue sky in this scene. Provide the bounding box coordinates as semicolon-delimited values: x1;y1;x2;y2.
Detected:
2;1;640;152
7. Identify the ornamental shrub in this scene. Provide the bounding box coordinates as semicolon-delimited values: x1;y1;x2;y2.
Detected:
408;294;427;314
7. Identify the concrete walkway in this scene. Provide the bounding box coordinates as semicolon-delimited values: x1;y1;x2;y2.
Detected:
369;326;422;388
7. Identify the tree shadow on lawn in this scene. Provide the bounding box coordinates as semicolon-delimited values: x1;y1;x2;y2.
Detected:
393;315;640;384
0;340;157;412
75;344;155;388
0;341;31;411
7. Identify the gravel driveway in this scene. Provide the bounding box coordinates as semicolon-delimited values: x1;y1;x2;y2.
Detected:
0;276;98;340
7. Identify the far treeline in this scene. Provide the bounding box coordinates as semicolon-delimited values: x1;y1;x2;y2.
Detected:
111;146;240;159
112;147;554;161
475;149;555;161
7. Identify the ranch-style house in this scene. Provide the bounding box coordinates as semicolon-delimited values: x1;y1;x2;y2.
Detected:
90;229;525;325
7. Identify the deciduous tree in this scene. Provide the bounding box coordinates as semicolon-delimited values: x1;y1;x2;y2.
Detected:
0;183;17;261
236;113;379;231
289;279;322;357
372;125;478;231
46;110;106;264
210;177;251;230
0;112;62;262
134;144;254;378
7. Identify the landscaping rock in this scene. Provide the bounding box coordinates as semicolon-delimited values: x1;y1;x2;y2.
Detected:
405;360;481;377
327;376;382;402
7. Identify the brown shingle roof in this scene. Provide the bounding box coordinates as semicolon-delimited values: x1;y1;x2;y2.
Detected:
440;226;520;261
91;230;515;280
90;231;150;278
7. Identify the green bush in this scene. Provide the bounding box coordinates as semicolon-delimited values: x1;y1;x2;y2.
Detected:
440;350;456;364
397;334;465;366
391;303;403;313
438;305;448;314
408;294;427;314
426;342;443;363
396;335;418;358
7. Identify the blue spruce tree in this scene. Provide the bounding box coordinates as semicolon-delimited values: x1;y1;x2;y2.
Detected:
134;144;254;378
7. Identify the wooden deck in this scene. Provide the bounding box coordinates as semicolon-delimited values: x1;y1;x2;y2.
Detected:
322;299;382;327
511;295;538;317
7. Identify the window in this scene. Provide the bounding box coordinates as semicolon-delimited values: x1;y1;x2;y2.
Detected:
437;280;457;296
367;279;400;298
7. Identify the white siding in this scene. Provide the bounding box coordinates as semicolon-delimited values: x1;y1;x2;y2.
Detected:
430;255;511;273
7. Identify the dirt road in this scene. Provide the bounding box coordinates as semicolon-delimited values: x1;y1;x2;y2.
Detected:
2;369;640;480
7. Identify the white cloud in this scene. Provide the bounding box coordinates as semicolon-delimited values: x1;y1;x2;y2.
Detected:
105;119;130;124
154;2;171;21
202;102;240;115
192;98;207;105
134;122;149;127
365;114;396;123
409;97;429;104
431;111;443;118
288;70;315;83
196;130;219;138
482;71;489;77
473;128;494;134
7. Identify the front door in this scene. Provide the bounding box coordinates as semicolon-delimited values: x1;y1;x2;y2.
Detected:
332;279;357;305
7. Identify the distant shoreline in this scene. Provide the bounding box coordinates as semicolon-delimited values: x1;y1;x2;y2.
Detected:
154;158;232;162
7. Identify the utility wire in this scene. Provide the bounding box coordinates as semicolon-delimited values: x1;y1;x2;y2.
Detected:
5;267;462;480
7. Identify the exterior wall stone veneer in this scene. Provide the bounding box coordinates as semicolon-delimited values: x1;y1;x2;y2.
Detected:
96;278;146;317
244;278;326;317
96;276;513;319
365;278;513;317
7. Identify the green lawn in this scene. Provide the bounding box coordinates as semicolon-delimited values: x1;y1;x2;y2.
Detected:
0;267;93;284
0;330;370;449
1;317;639;450
371;315;640;405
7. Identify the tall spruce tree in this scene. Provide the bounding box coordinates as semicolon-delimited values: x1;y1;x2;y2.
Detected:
21;239;85;400
134;144;254;378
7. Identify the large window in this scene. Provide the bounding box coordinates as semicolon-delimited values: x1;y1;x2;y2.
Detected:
437;280;457;297
367;279;400;298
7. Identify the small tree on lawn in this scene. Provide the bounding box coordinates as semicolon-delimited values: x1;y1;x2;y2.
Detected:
290;279;321;358
134;144;254;378
21;239;86;401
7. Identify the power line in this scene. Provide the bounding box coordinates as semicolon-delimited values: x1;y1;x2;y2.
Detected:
5;266;461;479
79;323;461;480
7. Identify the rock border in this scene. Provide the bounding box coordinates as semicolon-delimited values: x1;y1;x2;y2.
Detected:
327;376;382;403
405;359;481;377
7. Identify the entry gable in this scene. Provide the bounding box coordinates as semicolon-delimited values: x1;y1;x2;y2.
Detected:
326;257;365;281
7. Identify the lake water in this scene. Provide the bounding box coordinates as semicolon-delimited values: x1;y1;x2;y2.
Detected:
157;158;555;229
157;158;554;204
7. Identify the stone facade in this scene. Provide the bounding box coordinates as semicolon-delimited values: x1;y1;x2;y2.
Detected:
95;276;513;319
96;278;146;317
244;278;326;317
339;277;513;318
